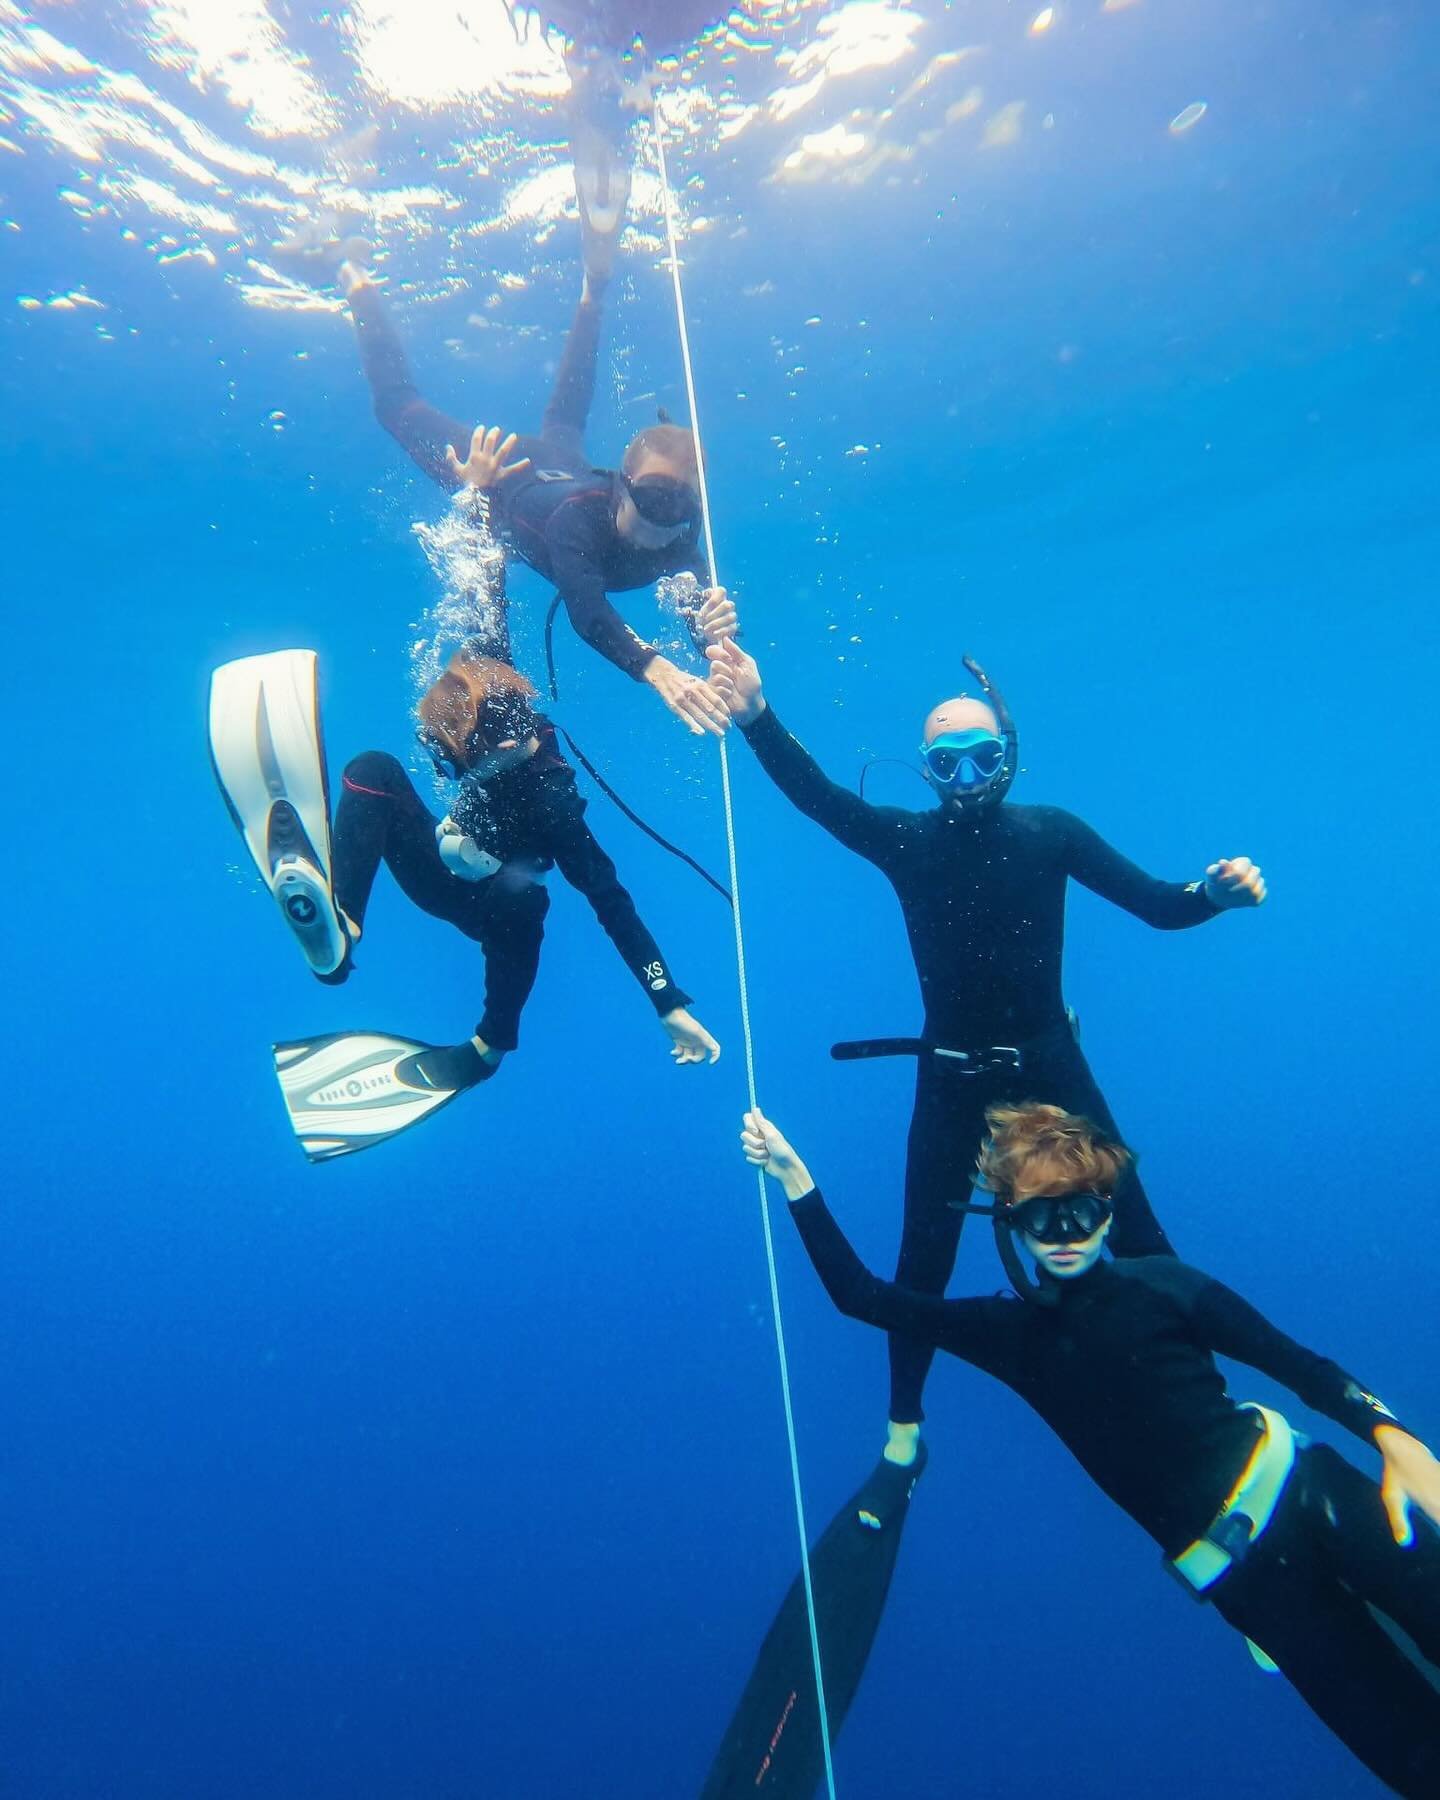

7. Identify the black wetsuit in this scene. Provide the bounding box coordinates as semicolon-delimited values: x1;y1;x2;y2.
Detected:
331;735;689;1050
349;280;706;677
739;706;1222;1424
790;1187;1440;1797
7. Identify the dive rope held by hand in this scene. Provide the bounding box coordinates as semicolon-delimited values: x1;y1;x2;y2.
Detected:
651;101;838;1800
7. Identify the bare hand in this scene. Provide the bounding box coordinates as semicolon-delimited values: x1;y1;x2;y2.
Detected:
643;654;731;737
661;1006;721;1066
704;637;766;726
696;587;738;643
445;424;532;491
1204;855;1267;908
1377;1426;1440;1547
740;1108;815;1200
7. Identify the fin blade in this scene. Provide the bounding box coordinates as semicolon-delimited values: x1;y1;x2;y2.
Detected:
701;1447;927;1797
272;1031;461;1162
209;650;348;977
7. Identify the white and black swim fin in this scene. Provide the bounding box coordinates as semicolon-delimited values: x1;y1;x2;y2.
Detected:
209;649;350;978
273;1031;491;1162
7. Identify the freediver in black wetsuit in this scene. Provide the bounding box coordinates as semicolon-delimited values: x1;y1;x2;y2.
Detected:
272;96;728;739
703;594;1267;1453
741;1101;1440;1798
327;647;720;1092
336;257;729;733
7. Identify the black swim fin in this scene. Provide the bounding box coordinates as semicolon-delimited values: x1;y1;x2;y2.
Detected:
701;1443;928;1798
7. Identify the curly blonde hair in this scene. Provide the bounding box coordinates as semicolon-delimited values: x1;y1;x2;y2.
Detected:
975;1102;1132;1204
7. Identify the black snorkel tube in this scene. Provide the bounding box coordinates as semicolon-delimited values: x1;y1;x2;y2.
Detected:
952;653;1020;814
948;1194;1060;1307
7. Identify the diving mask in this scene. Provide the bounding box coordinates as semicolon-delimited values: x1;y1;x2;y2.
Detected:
1006;1190;1113;1245
921;729;1008;792
622;472;699;530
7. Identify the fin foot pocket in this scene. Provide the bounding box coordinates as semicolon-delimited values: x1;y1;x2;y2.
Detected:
271;855;347;976
395;1041;496;1093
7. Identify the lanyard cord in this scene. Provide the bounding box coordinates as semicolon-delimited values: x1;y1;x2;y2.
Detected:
650;101;838;1800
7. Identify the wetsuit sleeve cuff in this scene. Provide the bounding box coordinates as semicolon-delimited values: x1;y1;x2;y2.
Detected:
787;1183;822;1210
629;645;659;679
739;706;781;741
651;983;693;1016
1184;880;1223;918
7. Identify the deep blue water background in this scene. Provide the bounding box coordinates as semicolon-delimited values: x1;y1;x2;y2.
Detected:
3;3;1439;1795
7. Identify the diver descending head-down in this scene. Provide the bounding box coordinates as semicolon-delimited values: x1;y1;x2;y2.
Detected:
209;646;719;1161
703;591;1266;1461
269;51;728;743
741;1103;1440;1798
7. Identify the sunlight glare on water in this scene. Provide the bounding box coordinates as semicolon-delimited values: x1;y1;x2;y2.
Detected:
0;0;1104;319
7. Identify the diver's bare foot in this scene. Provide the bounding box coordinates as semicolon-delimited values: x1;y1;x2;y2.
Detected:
883;1421;920;1467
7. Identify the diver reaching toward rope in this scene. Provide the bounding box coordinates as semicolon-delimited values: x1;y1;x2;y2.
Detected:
270;64;728;740
742;1101;1440;1798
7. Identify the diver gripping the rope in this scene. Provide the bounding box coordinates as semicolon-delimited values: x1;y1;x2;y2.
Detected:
700;601;1264;1790
704;593;1267;1448
210;647;719;1161
740;1103;1440;1798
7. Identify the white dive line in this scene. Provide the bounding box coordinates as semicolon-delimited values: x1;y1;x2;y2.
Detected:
650;100;839;1800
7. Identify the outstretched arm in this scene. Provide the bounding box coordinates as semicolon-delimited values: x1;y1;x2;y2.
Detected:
1060;811;1266;928
546;520;729;734
345;277;474;490
741;1111;1014;1363
707;635;909;867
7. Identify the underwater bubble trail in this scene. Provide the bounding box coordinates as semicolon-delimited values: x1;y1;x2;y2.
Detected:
407;492;508;795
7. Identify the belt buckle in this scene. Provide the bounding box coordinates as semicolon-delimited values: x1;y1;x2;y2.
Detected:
933;1044;1023;1078
1165;1509;1256;1602
1211;1509;1257;1565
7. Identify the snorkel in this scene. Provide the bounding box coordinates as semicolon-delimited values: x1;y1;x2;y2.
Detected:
948;1196;1062;1307
920;655;1020;814
950;1188;1113;1307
